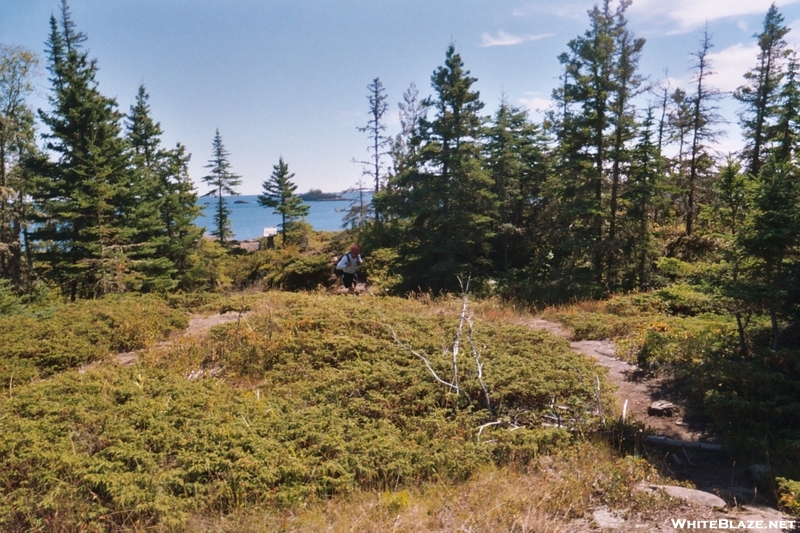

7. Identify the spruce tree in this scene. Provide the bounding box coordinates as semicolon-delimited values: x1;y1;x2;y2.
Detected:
386;45;495;292
484;99;549;271
125;84;201;290
624;108;666;289
33;2;136;299
355;78;389;221
550;0;641;286
606;17;645;285
771;51;800;162
258;156;309;244
201;129;241;246
735;4;789;176
738;159;800;349
684;28;722;236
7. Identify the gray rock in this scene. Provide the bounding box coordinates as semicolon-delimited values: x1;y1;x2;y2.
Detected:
651;484;727;509
592;508;626;529
648;400;677;417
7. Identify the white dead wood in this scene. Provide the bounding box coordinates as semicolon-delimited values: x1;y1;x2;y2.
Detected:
593;374;605;425
467;314;493;417
385;320;460;393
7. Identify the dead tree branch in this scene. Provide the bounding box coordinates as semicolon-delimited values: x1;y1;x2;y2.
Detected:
467;314;493;418
385;320;460;393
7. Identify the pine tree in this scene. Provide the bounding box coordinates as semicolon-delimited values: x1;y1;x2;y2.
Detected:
258;156;309;244
386;45;495;292
0;45;38;289
125;84;201;290
735;4;789;176
684;28;723;236
484;99;549;271
32;2;136;299
624;108;666;289
355;78;389;221
201;129;241;246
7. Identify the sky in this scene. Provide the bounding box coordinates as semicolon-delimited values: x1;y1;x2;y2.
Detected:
3;0;800;195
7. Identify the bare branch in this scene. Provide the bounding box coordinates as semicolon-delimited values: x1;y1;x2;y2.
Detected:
384;319;459;393
467;313;493;418
477;420;503;437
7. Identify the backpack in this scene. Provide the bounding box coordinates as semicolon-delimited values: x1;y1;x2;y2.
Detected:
333;253;349;277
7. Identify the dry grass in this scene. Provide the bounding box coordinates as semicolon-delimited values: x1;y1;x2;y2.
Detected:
187;441;674;533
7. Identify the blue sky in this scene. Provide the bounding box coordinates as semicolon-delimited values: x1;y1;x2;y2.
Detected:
3;0;800;194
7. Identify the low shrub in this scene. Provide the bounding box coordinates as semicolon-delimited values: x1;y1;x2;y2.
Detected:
778;478;800;517
655;284;725;316
0;292;611;530
0;294;187;384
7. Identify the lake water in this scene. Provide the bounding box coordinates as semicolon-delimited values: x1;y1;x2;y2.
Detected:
195;195;357;240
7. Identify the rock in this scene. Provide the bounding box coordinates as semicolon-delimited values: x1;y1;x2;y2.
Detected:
648;400;677;417
650;484;727;509
592;508;625;529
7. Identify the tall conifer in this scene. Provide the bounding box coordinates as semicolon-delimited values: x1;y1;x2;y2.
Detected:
258;157;309;244
201;129;241;246
33;2;135;299
387;45;495;292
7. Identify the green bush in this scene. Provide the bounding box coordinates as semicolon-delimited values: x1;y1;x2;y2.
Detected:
0;294;187;384
778;477;800;517
655;284;725;316
0;292;610;530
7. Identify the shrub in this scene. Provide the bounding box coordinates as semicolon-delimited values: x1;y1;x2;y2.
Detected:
777;478;800;517
0;291;611;530
0;294;187;384
655;284;725;316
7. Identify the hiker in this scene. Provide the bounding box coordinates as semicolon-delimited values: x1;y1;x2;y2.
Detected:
336;245;363;294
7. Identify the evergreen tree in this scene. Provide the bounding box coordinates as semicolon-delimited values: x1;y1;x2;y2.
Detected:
550;0;642;286
201;129;241;246
714;157;749;236
738;159;800;349
32;2;137;299
684;28;723;236
606;16;645;285
0;45;38;289
734;3;789;176
624;108;666;289
385;45;495;292
484;99;549;271
355;78;389;221
125;85;201;289
258;156;309;244
771;50;800;162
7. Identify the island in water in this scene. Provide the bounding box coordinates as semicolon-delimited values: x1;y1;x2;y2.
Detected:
299;188;345;201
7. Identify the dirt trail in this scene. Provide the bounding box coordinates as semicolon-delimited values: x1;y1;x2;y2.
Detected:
83;312;248;370
528;318;795;530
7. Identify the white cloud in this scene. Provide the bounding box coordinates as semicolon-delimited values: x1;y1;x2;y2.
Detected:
630;0;799;33
519;95;554;114
480;30;554;47
707;42;759;92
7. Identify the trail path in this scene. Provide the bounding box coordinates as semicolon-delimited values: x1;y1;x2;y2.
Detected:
104;312;247;369
527;318;794;531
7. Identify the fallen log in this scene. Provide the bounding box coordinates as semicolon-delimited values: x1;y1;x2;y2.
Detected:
643;435;722;451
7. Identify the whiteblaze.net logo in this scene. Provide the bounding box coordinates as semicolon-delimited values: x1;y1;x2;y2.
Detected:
671;518;797;530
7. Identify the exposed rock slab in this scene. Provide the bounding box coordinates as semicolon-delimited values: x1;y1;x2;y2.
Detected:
650;484;727;509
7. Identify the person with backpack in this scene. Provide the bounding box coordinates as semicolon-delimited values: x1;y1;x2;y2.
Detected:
336;245;363;294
